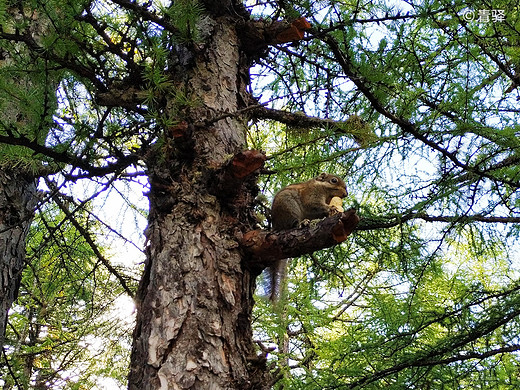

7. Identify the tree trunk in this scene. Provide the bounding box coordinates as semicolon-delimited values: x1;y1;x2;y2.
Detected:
0;172;38;348
0;5;52;349
128;13;269;389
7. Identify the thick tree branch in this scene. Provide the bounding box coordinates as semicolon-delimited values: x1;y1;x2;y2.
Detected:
251;106;376;148
350;345;520;389
241;209;359;269
241;209;516;268
252;106;356;131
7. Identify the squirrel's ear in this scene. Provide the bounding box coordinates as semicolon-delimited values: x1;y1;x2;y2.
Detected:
317;172;327;181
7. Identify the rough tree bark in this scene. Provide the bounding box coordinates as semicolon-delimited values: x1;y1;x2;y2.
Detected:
0;173;38;349
127;7;269;389
0;6;52;349
127;3;356;389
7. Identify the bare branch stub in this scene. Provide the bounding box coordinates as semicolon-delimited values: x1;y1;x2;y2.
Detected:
207;150;266;227
237;17;312;58
229;150;267;179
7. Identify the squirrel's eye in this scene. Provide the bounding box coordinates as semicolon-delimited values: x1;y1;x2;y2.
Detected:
331;178;338;184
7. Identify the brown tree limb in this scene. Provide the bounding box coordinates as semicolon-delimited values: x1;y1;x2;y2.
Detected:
251;106;358;132
238;18;312;56
348;296;520;389
349;344;520;389
250;106;377;148
240;209;359;268
241;209;518;269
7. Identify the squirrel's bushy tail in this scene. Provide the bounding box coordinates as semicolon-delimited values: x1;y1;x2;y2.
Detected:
267;259;289;302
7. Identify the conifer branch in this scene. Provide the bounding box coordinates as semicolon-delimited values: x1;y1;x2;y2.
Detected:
46;179;136;299
0;132;139;178
108;0;180;34
358;213;520;230
321;34;520;189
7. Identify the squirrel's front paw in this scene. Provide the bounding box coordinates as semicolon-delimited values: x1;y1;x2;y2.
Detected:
299;219;311;227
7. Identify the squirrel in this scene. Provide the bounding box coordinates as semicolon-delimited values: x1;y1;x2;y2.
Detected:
267;172;348;301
